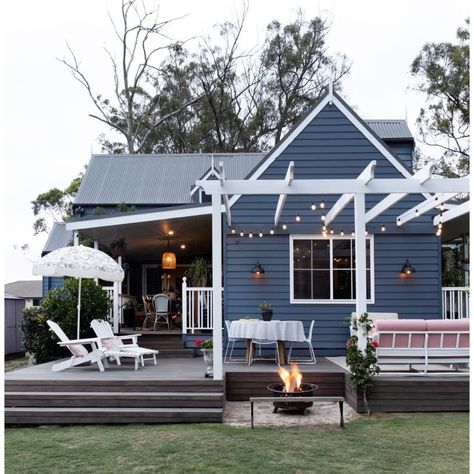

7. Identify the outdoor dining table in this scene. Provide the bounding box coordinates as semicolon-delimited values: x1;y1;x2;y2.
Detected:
229;320;306;364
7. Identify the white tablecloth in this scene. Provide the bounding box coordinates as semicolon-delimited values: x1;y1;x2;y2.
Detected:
229;320;306;342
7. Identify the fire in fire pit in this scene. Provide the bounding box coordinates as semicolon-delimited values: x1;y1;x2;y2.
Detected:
267;364;318;414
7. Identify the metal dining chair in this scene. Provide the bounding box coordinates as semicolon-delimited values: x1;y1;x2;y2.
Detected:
287;320;316;364
224;320;246;363
249;338;280;366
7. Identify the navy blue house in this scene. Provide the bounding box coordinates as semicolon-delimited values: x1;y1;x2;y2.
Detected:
44;90;443;356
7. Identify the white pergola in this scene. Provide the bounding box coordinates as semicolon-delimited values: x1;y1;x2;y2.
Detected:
197;162;470;380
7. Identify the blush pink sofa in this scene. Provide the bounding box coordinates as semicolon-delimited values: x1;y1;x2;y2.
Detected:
373;319;469;374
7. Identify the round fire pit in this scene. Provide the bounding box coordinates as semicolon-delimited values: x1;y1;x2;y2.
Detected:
267;383;319;414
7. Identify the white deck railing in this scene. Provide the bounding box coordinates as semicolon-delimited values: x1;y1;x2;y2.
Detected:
442;287;470;319
102;287;115;323
182;277;214;334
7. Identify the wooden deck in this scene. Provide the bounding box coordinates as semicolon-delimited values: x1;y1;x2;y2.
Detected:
4;357;469;424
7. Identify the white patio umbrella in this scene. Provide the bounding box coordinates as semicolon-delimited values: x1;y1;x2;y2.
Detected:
33;245;125;339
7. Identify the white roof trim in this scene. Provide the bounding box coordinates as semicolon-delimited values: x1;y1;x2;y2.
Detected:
274;161;294;226
190;167;218;196
65;205;214;231
433;200;470;226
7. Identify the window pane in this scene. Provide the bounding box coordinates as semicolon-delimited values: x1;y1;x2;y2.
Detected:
351;270;372;300
333;240;352;269
293;240;311;269
312;240;330;268
334;270;352;299
312;270;330;299
294;270;311;299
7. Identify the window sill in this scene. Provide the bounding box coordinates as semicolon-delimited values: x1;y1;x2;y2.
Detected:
290;299;375;305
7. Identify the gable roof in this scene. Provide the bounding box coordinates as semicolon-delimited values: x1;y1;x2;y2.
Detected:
75;153;264;205
5;280;42;299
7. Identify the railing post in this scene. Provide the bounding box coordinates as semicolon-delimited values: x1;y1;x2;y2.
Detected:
182;277;187;334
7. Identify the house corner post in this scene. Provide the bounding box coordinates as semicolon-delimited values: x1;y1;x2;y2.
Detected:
211;192;223;380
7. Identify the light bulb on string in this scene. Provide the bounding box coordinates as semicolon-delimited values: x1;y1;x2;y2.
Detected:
282;223;287;230
240;231;244;237
321;214;326;222
381;224;386;232
259;231;263;238
311;202;316;211
270;228;275;235
296;214;301;222
320;200;325;209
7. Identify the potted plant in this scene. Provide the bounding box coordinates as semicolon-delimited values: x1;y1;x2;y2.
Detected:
122;298;138;328
258;301;273;321
195;338;213;377
185;257;209;287
110;237;127;258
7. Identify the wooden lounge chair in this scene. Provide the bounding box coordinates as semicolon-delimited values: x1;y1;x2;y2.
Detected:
47;320;108;372
91;319;159;367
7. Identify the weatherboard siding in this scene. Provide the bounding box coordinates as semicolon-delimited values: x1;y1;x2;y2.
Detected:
224;103;440;355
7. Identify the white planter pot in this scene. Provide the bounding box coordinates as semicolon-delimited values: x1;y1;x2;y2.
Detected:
201;348;213;378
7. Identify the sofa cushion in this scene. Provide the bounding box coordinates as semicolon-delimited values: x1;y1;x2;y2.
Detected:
374;319;427;348
425;319;469;348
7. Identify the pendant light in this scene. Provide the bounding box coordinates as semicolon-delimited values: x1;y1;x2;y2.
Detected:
162;237;176;269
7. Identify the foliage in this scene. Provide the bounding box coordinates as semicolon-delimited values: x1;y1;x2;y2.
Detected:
31;173;83;234
442;247;464;286
346;313;380;415
20;279;112;364
411;18;470;177
5;414;469;473
258;301;272;311
21;306;59;364
195;338;213;349
116;202;136;212
185;257;209;286
60;2;349;154
93;206;105;215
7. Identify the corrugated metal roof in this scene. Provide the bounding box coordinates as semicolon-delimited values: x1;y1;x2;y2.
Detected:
365;120;413;140
75;153;264;205
5;281;42;298
43;222;74;253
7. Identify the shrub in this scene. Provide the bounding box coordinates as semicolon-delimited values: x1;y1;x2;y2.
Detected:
21;279;111;364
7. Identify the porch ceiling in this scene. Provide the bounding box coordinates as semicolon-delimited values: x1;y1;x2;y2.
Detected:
79;214;212;262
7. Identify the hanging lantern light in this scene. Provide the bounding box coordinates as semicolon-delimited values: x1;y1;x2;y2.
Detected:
162;238;176;269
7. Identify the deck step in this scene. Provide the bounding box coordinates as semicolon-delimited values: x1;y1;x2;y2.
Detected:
5;391;224;408
5;407;223;424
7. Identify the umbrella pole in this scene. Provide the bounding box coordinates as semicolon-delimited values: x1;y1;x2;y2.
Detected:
77;278;82;339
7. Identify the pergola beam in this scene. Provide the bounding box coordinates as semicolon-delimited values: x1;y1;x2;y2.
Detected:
197;177;469;195
274;161;294;226
433;200;470;225
325;161;376;225
218;162;232;227
396;192;460;226
365;164;435;223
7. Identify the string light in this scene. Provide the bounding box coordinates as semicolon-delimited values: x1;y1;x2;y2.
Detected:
321;214;326;221
381;224;386;232
351;231;355;236
340;230;344;236
282;223;287;230
440;203;445;211
320;200;325;209
365;230;368;236
259;231;263;238
270;228;275;235
330;229;334;234
231;227;236;234
311;202;317;211
295;214;301;222
240;231;244;237
249;233;253;238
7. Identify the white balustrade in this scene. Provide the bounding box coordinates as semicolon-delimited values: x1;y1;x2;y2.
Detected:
102;286;115;323
181;277;214;334
442;287;470;319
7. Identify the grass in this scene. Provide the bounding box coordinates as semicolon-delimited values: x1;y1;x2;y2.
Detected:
5;413;468;474
4;356;29;373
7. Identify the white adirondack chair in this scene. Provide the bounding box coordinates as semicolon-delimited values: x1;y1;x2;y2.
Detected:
47;320;108;372
91;319;159;367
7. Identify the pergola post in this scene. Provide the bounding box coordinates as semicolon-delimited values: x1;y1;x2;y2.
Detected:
211;192;223;380
354;193;367;315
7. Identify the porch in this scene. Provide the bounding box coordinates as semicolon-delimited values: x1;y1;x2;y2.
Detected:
5;356;469;425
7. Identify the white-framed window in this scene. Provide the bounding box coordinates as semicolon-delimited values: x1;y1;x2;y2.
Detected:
290;234;374;304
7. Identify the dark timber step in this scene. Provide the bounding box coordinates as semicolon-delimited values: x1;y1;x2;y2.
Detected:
5;407;223;424
6;391;224;408
124;332;195;358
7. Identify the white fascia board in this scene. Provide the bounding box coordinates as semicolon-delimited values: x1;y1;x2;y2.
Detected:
365;163;435;224
433;200;470;226
65;205;214;231
274;161;294;226
397;192;460;226
197;177;470;196
325;160;376;225
190;167;218;196
227;94;332;208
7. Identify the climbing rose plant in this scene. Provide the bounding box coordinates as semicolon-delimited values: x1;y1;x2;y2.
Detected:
346;313;380;415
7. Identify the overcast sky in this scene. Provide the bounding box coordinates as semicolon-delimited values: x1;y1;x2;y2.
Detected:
2;0;469;284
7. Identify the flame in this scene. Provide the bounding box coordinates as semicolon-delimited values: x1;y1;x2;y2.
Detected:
278;364;303;392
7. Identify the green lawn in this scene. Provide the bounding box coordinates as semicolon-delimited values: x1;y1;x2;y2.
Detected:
5;413;468;474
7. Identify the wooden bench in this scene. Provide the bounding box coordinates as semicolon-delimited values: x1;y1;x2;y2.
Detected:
249;396;345;429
